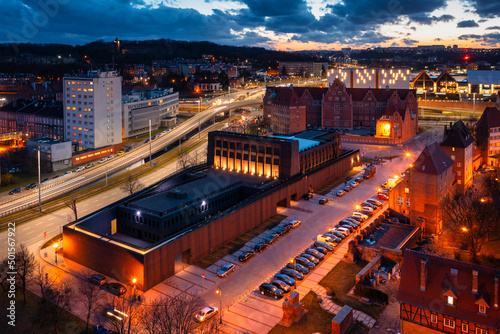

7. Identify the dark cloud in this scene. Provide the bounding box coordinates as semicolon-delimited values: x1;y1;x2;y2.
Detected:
238;0;308;17
458;33;500;46
434;38;442;41
457;20;480;28
486;26;500;30
402;38;419;46
408;14;454;25
472;0;500;17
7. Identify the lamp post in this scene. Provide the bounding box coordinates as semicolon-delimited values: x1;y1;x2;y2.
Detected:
37;148;41;212
198;97;201;139
215;289;222;324
290;258;295;271
149;119;152;166
53;243;58;264
228;86;231;119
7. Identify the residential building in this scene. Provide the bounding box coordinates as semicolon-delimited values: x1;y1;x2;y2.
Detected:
0;99;64;140
26;138;72;172
192;82;221;92
17;81;63;101
476;103;500;166
263;85;306;133
390;142;455;234
328;68;411;89
122;88;178;138
63;71;123;151
440;120;475;192
278;61;328;77
398;250;500;333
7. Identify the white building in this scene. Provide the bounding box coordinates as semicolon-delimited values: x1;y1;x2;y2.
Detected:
122;88;179;138
27;138;72;172
328;68;410;89
63;71;122;151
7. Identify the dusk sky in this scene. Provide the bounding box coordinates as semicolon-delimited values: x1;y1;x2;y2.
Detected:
2;0;500;50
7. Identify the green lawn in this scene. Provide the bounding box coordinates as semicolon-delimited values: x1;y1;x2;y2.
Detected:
0;288;87;334
319;260;384;319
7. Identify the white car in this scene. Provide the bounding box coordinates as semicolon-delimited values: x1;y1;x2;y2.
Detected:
74;167;85;172
352;212;369;220
195;306;218;322
335;226;350;236
99;158;107;163
366;198;382;207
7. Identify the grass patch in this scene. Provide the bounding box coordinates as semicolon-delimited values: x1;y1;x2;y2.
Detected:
0;287;87;334
319;260;384;319
41;233;62;249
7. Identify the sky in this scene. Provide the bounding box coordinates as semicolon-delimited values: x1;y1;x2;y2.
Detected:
2;0;500;50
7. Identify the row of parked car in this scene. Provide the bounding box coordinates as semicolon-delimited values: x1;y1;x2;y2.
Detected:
145;128;176;143
258;239;336;300
336;176;366;197
216;220;302;278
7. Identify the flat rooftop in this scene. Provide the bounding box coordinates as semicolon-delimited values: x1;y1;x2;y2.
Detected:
274;135;320;152
359;222;418;250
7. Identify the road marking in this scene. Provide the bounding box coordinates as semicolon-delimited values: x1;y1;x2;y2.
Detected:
48;217;55;221
36;221;44;225
82;204;88;207
93;200;99;203
111;192;117;195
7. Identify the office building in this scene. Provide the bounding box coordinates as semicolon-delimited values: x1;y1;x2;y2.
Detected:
328;68;410;89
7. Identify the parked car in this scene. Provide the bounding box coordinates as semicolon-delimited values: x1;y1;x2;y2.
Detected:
41;178;49;183
88;274;107;286
314;246;328;255
319;198;329;205
344;184;352;192
145;138;150;143
152;135;157;140
9;188;22;195
294;257;315;270
350;181;359;188
344;217;360;226
305;248;325;260
125;147;132;152
85;163;94;169
264;233;279;244
99;158;107;164
107;155;114;160
63;171;72;176
280;268;304;281
52;175;61;179
302;193;313;200
74;166;85;172
195;306;218;322
377;193;389;200
287;220;301;228
313;240;334;252
353;212;369;220
270;279;291;293
238;251;255;262
361;202;377;210
286;262;310;274
275;225;291;236
336;189;346;197
300;253;320;265
334;226;351;236
25;183;37;190
360;208;373;216
217;263;235;278
349;215;364;223
339;220;357;229
316;234;337;246
355;177;364;183
324;232;343;242
259;283;284;299
117;151;124;156
366;198;382;207
254;243;268;252
106;282;127;296
274;274;295;287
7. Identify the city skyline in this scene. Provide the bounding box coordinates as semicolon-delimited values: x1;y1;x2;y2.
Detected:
2;0;500;51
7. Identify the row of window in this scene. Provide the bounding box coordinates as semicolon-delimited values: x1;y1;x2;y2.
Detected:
396;197;411;207
216;150;279;165
436;314;488;333
215;141;280;155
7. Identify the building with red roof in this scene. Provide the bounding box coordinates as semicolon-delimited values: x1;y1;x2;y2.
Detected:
476;98;500;166
398;250;500;334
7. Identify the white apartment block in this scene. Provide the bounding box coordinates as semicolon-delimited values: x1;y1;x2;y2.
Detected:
122;88;179;138
63;71;122;151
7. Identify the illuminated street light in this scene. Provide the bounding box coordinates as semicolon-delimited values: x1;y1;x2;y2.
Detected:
355;205;361;210
215;289;222;324
409;164;413;168
462;227;468;232
53;243;58;264
405;152;411;157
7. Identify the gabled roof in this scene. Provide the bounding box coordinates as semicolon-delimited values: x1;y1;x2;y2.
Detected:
476;107;500;129
412;141;454;175
397;250;500;329
435;71;456;84
441;120;475;148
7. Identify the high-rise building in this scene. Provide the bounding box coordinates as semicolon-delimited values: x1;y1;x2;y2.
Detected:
63;71;122;151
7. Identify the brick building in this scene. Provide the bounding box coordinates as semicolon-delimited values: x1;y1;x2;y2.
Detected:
263;78;418;142
390;142;455;234
17;81;63;101
398;250;500;334
476;102;500;167
440;120;475;192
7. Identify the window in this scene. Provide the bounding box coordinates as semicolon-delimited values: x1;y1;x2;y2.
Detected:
462;323;468;333
447;296;454;305
451;155;455;160
457;162;462;168
431;314;437;323
444;318;455;329
397;197;403;206
406;198;411;207
479;305;486;314
404;187;409;194
476;328;488;334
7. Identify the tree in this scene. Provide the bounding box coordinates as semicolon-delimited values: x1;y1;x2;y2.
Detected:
421;235;454;259
443;188;497;261
77;271;105;334
120;175;145;195
44;281;74;334
65;195;78;221
33;264;59;303
177;148;198;170
106;293;142;334
14;244;36;303
462;116;478;139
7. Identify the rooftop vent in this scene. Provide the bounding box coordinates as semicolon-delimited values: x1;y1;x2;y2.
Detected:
166;188;188;199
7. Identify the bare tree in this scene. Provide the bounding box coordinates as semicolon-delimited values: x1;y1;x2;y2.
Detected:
120;175;145;195
443;188;497;261
44;280;74;333
77;271;105;334
106;293;143;334
33;264;59;303
462;115;478;139
421;235;454;259
15;244;36;303
177;148;197;170
65;195;78;221
0;257;10;292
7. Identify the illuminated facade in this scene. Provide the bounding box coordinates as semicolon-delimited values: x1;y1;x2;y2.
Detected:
63;71;123;151
476;104;500;166
328;68;410;89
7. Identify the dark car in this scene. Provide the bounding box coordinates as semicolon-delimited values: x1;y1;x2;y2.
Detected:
9;188;22;195
270;279;291;293
360;208;373;216
238;251;255;262
88;274;107;286
300;253;320;265
275;225;291;236
280;268;304;281
339;220;358;229
264;233;279;244
355;177;363;183
125;147;132;152
145;138;150;143
349;215;364;223
314;246;328;255
41;178;49;183
344;184;352;192
52;174;61;179
85;162;94;169
286;220;301;228
305;248;325;261
286;262;310;275
361;202;378;210
259;283;284;299
25;183;37;190
319;198;329;205
324;232;343;242
274;274;295;287
217;263;235;278
302;193;313;200
344;218;360;226
336;189;346;197
107;282;127;296
313;240;334;252
254;243;268;252
293;257;315;270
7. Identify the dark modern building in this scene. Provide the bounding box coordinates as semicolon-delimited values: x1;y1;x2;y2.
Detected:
63;130;359;291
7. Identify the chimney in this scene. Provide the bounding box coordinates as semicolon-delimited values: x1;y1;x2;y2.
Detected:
472;270;479;294
420;256;428;291
495;271;499;308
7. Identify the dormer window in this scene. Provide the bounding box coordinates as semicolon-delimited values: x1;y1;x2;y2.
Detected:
479;305;486;314
447;296;454;305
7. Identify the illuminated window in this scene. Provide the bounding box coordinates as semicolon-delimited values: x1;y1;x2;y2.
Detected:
78;127;82;130
462;323;468;333
72;107;76;110
66;106;70;110
444;318;455;329
72;94;76;98
447;296;454;305
78;114;82;118
431;314;437;323
73;126;76;130
479;305;486;314
71;81;75;84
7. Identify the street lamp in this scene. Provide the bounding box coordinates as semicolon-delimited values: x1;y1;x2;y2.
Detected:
148;119;152;166
355;204;361;211
53;243;58;264
33;147;42;212
405;152;411;157
290;258;295;271
462;227;468;232
198;97;202;139
215;289;222;324
132;278;137;301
